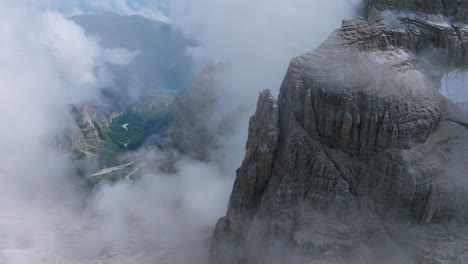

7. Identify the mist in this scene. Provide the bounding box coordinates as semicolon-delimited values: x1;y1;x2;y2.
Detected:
0;0;362;263
169;0;362;168
170;0;360;116
0;1;103;263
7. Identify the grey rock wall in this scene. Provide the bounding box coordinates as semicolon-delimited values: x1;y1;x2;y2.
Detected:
211;3;468;264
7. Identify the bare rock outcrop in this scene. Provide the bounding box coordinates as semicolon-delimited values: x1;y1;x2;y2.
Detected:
68;104;106;154
211;2;468;264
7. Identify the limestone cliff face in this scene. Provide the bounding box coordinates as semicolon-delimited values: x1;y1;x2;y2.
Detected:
68;105;106;155
211;2;468;264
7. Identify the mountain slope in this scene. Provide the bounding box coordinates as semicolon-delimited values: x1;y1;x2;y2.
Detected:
71;13;195;91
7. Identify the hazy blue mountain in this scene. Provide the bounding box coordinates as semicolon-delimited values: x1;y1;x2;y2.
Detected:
71;13;195;91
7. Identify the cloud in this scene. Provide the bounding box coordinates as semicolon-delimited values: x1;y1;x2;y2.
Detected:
45;0;169;22
85;154;232;249
102;48;141;66
170;0;361;92
0;2;104;263
168;0;362;168
0;3;102;194
83;0;169;22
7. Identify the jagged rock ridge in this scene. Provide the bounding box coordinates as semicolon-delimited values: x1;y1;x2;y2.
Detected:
211;1;468;263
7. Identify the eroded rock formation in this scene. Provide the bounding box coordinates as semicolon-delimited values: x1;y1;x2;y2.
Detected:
211;1;468;263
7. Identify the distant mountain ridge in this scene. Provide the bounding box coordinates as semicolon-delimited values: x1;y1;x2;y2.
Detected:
71;13;195;91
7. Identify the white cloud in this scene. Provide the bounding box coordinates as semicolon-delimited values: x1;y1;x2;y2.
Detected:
0;2;104;263
169;0;362;168
102;48;141;65
84;0;169;22
170;0;361;99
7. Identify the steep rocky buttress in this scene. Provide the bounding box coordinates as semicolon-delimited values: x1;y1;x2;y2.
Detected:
211;1;468;263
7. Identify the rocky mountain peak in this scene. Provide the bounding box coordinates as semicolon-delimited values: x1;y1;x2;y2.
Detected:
210;2;468;263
